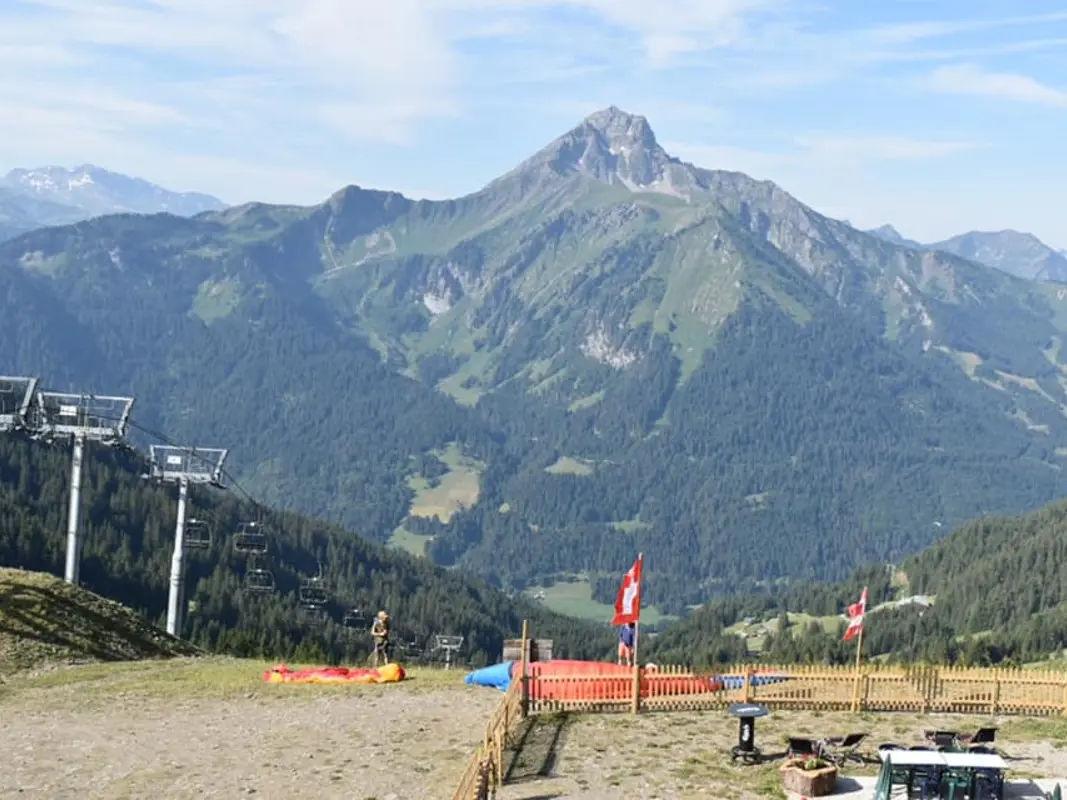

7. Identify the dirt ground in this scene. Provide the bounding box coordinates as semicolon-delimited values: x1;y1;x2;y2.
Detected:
0;658;499;800
6;658;1067;800
496;707;1067;799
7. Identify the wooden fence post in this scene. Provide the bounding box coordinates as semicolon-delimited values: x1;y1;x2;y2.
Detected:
519;619;529;718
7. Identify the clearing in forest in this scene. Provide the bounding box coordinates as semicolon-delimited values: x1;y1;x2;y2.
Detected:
390;442;485;555
408;442;484;522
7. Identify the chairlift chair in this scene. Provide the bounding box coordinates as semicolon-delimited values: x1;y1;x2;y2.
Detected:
243;556;275;594
298;577;329;608
183;518;212;550
233;521;268;555
342;608;368;629
397;636;425;663
298;561;330;608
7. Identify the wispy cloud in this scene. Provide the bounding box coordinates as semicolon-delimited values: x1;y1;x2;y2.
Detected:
927;63;1067;109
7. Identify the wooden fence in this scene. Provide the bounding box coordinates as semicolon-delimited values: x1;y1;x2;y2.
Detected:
528;663;1067;717
451;627;530;800
451;624;1067;799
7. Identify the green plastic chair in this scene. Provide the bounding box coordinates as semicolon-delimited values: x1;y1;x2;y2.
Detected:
871;755;893;800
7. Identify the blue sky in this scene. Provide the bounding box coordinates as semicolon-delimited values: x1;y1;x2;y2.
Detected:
0;0;1064;246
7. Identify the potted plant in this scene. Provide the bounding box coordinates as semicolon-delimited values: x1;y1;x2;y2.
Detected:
779;756;838;797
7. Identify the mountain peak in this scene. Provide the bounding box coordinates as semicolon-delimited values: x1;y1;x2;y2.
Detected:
500;106;699;200
581;106;658;151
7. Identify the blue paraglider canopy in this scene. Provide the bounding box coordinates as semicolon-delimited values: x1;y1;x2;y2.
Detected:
465;661;514;692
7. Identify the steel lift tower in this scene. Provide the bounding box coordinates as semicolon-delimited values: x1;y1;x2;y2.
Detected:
149;444;228;638
0;376;39;432
33;390;134;585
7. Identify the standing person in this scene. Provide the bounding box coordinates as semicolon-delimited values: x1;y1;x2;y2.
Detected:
371;610;391;666
617;621;635;666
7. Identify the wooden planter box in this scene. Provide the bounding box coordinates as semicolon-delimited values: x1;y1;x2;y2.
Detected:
780;760;838;797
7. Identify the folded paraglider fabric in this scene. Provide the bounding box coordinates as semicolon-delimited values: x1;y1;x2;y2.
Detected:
464;661;515;692
263;661;406;684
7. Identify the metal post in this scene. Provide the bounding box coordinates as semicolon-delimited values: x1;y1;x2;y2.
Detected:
64;432;86;585
166;477;189;637
630;620;642;714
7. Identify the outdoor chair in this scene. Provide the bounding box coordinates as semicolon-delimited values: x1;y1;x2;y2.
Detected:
821;733;867;766
930;731;960;750
938;768;971;800
786;737;821;760
959;727;997;748
974;767;1004;799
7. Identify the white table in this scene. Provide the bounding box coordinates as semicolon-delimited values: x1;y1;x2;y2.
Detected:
942;752;1008;770
877;750;947;766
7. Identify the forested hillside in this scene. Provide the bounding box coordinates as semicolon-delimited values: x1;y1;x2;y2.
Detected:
0;434;612;666
5;107;1067;608
649;498;1067;668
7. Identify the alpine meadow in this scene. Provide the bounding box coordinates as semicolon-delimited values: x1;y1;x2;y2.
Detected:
5;107;1067;616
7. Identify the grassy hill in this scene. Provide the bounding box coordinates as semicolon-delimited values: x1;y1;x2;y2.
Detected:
0;567;200;675
5;107;1067;610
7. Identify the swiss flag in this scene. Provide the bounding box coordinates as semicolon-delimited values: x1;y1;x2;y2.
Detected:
612;554;644;626
843;586;868;641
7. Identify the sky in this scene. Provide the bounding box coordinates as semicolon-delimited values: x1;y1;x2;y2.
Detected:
0;0;1064;247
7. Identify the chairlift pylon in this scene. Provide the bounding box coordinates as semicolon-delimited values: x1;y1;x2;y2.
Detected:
233;521;268;555
183;518;212;550
243;555;275;594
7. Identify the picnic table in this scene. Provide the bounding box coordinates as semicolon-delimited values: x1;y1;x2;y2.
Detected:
877;749;1008;798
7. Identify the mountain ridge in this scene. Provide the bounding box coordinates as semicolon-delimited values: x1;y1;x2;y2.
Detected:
866;222;1067;282
4;106;1067;608
0;164;226;242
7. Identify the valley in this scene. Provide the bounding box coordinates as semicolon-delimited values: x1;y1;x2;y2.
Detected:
4;107;1067;619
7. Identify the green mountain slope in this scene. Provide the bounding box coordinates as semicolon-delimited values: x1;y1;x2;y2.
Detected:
0;434;612;666
649;496;1067;668
4;107;1067;609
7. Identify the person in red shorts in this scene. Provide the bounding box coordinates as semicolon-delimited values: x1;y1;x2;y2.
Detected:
617;622;635;666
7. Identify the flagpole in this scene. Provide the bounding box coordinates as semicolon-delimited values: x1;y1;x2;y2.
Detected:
850;624;864;712
850;589;867;713
631;552;643;715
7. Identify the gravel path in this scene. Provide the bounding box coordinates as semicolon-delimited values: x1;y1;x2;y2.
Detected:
2;683;500;799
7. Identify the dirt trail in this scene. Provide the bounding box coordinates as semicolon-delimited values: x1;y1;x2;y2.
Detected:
2;684;499;799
